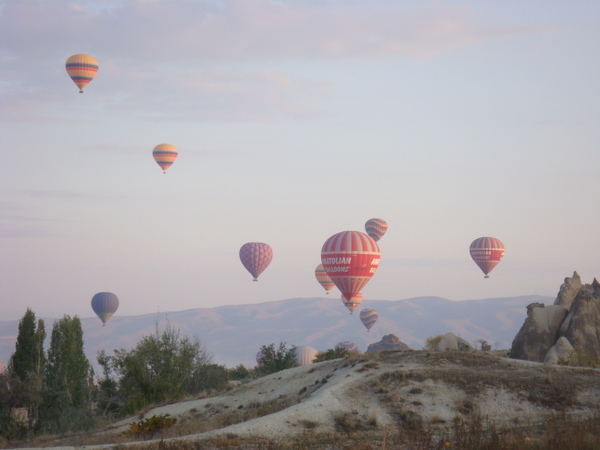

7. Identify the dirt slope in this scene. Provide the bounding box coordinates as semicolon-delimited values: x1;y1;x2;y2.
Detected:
22;350;600;449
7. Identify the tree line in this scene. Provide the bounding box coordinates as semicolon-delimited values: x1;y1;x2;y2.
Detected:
0;308;348;444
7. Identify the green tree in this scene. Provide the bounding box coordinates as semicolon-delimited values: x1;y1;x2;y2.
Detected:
5;308;45;429
254;342;298;376
228;363;251;380
314;347;349;362
9;308;45;382
99;321;213;414
41;315;94;433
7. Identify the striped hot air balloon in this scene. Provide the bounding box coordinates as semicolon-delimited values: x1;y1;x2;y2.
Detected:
341;293;362;314
335;341;358;353
359;308;378;332
365;218;388;242
315;264;335;294
65;54;98;93
152;143;178;173
239;242;273;281
321;231;380;306
294;345;318;366
469;237;505;278
91;292;119;326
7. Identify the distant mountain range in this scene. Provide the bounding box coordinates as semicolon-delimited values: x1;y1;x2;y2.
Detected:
0;295;553;373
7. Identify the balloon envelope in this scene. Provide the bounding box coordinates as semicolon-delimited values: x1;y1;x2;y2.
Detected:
359;308;378;332
91;292;119;325
341;293;362;314
65;54;98;93
240;242;273;281
256;349;265;366
315;264;335;294
321;230;380;302
336;341;358;352
469;237;505;278
294;345;318;366
365;218;388;242
152;143;178;173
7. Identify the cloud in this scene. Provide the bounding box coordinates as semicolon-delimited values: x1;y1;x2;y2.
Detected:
0;0;555;122
1;0;547;64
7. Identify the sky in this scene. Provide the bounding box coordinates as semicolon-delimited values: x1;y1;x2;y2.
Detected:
1;0;599;322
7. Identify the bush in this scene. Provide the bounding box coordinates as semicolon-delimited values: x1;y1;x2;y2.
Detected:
125;414;176;437
314;348;349;362
97;321;215;415
254;343;298;376
423;335;443;351
558;349;600;368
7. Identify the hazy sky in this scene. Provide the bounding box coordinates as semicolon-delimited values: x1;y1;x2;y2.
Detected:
1;0;598;321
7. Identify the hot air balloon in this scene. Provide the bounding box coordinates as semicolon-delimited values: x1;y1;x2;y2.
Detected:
240;242;273;281
256;349;265;366
152;143;178;173
341;293;362;314
469;237;505;278
321;230;380;305
359;308;378;332
335;341;358;353
65;54;98;93
365;218;388;242
294;345;318;366
315;264;335;294
91;292;119;326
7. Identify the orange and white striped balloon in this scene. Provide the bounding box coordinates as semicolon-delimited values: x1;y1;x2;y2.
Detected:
65;54;98;93
152;143;178;173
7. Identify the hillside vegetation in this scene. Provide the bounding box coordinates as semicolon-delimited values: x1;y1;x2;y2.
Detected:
16;349;600;449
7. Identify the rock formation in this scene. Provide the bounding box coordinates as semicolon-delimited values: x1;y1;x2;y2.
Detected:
544;336;574;364
510;272;600;364
509;303;567;362
435;332;474;352
366;334;411;353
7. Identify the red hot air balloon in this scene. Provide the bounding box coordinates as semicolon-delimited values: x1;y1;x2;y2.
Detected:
341;293;362;314
469;237;505;278
240;242;273;281
91;292;119;326
65;54;98;93
359;308;378;332
321;230;380;303
365;218;388;242
315;264;335;294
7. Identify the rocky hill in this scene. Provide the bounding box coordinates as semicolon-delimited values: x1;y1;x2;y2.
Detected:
24;349;600;449
510;272;600;363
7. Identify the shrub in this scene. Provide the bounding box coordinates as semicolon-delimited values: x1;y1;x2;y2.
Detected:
125;414;176;437
423;335;443;351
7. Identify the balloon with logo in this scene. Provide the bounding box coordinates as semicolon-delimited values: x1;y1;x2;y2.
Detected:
91;292;119;326
365;218;388;242
240;242;273;281
152;143;178;173
321;230;381;310
65;54;98;93
469;236;505;278
315;264;335;295
359;308;378;332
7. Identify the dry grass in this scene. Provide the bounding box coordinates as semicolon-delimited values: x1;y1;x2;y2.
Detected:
8;350;600;449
